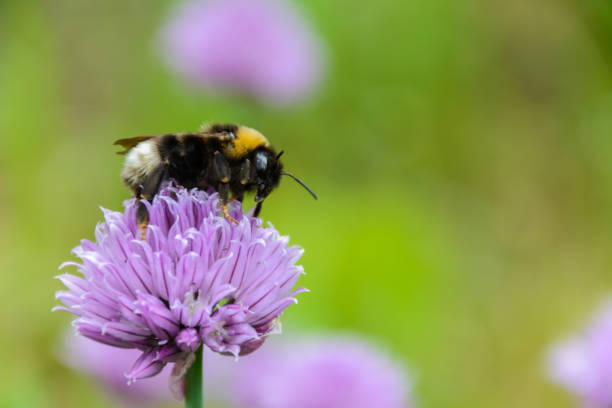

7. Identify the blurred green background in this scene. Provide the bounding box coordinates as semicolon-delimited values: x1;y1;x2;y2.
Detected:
2;0;612;406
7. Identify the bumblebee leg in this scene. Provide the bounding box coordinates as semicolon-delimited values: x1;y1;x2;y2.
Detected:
221;203;239;224
137;202;149;241
239;159;251;186
218;182;239;224
230;191;245;202
253;202;263;217
135;165;168;240
229;182;245;203
212;151;238;223
141;165;168;199
213;151;231;184
229;160;249;202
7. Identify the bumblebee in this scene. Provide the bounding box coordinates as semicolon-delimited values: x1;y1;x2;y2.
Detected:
115;123;317;237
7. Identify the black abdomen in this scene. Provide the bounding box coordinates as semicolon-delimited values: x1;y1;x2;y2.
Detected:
157;134;212;189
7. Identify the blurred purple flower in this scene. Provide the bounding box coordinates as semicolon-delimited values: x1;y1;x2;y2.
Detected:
61;333;174;406
61;331;239;406
55;184;306;385
160;0;325;106
548;302;612;407
233;336;413;408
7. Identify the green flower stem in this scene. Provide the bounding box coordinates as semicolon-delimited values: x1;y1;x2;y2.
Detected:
185;346;203;408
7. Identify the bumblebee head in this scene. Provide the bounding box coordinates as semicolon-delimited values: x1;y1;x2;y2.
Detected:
253;149;283;203
253;149;317;203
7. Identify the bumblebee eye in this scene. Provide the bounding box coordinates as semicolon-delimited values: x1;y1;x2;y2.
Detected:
254;152;268;172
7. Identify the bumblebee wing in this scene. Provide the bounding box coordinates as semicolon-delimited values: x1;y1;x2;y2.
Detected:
114;136;155;155
199;131;233;142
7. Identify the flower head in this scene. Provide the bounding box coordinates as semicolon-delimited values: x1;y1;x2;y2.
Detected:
160;0;325;106
55;184;306;383
233;336;413;408
548;302;612;407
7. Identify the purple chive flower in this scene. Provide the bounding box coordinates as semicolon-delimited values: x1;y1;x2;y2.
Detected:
547;302;612;407
54;184;306;384
232;336;413;408
60;333;174;406
160;0;325;106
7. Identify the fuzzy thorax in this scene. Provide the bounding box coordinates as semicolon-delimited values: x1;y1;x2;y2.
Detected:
222;126;270;159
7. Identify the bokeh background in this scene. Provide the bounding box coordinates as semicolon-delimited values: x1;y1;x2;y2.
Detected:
2;0;612;406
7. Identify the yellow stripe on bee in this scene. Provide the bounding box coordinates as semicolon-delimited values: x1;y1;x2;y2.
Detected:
223;126;270;158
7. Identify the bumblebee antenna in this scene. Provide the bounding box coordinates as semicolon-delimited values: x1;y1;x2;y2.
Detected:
281;171;318;200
